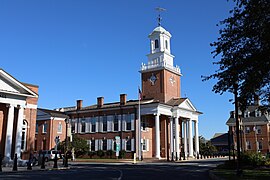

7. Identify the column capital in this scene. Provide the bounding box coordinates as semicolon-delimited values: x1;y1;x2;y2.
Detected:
154;112;160;116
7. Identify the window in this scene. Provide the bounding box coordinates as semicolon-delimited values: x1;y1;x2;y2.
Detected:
245;126;250;134
126;114;131;131
255;110;261;117
57;122;62;133
81;119;86;133
34;139;37;151
90;140;95;151
42;123;47;133
244;111;250;118
91;117;96;133
103;116;107;132
42;139;46;150
165;40;168;49
142;139;147;151
71;123;75;133
126;139;131;151
21;120;27;151
35;123;38;134
258;141;263;150
141;117;147;131
154;39;159;49
113;115;118;131
246;141;251;150
256;126;262;134
102;139;107;150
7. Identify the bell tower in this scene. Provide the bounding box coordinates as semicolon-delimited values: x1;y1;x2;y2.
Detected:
140;12;182;103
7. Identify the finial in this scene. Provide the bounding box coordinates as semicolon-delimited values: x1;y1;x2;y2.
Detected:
155;7;166;26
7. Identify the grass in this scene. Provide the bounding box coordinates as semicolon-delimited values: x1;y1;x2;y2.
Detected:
212;168;270;180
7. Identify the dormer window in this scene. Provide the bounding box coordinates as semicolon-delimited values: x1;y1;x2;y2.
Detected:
154;39;159;49
244;111;250;118
255;109;261;117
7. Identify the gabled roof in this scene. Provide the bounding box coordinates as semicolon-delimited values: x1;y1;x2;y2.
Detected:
37;108;69;120
167;97;202;114
0;69;38;98
226;105;270;125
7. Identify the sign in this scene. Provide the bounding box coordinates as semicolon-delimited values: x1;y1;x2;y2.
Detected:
115;136;120;157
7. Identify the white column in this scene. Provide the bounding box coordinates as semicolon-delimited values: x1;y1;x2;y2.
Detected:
188;119;194;157
170;117;174;159
5;104;15;159
175;117;180;160
155;113;160;159
194;120;199;156
15;106;24;158
183;121;187;159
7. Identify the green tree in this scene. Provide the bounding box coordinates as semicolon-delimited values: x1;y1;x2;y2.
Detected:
203;0;270;106
70;135;88;157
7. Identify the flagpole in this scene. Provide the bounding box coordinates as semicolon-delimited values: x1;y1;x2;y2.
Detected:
138;87;142;161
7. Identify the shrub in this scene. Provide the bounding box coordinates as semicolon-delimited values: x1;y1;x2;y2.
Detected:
106;150;113;159
97;150;105;158
88;151;96;159
119;150;126;159
241;152;265;167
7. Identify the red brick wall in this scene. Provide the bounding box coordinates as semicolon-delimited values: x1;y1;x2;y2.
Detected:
141;69;181;103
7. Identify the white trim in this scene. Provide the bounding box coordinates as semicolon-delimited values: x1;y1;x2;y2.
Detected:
26;103;37;109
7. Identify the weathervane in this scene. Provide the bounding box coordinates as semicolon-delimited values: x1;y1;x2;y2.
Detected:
155;7;166;26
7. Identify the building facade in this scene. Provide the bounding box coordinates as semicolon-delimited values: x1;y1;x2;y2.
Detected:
0;69;38;161
226;101;270;154
35;108;68;152
59;24;202;160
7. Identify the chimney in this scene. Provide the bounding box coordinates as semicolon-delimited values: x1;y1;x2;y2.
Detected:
254;95;260;106
120;94;127;105
76;100;83;110
97;97;104;108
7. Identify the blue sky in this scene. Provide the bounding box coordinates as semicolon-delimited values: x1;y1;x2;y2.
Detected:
0;0;235;140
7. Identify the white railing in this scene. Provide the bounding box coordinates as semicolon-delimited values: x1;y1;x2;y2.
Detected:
141;61;181;74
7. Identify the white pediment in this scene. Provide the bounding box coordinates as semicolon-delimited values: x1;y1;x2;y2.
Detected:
0;69;38;98
178;99;197;112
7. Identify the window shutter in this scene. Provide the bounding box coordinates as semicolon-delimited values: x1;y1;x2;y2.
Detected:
131;114;135;131
99;117;103;132
85;119;89;133
107;139;112;150
107;116;112;132
118;115;121;131
95;140;98;151
99;139;103;150
131;138;135;151
122;114;126;131
74;122;77;133
146;139;149;151
95;118;99;132
122;139;126;151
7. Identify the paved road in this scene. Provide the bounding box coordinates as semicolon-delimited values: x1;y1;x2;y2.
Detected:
0;158;226;180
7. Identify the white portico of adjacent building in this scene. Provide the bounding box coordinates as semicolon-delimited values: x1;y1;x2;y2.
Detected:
0;69;38;161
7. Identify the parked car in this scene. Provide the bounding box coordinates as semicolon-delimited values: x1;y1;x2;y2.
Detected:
34;150;61;162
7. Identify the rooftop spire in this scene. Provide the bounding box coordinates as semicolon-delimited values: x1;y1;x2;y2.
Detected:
155;7;166;26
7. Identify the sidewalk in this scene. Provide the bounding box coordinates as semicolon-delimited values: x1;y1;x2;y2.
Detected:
0;160;69;173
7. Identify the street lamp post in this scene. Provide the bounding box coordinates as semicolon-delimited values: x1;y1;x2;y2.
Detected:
64;118;69;167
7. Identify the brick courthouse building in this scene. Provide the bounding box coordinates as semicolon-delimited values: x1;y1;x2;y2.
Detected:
0;69;38;161
60;24;202;160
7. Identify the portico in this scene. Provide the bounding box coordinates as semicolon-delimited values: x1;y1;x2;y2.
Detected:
0;69;38;161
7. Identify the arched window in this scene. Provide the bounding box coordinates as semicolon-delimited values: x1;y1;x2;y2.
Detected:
154;39;159;49
165;40;168;49
21;120;27;151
